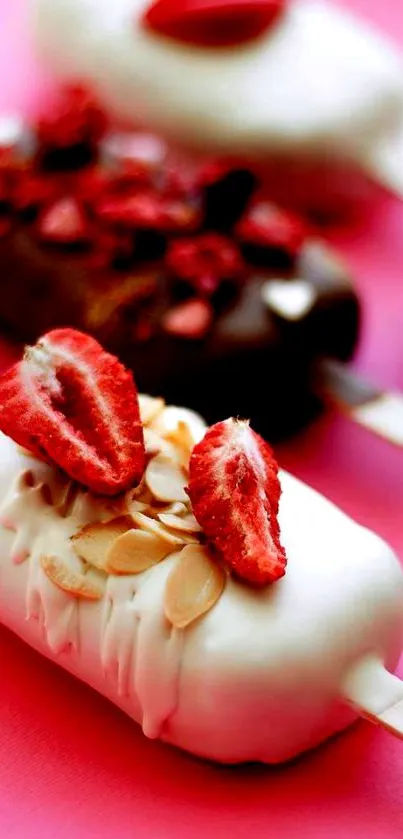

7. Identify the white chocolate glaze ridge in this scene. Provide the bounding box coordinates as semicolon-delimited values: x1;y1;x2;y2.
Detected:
102;565;184;739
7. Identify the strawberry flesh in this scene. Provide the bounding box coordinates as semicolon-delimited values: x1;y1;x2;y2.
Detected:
142;0;285;48
162;298;213;338
38;198;89;244
0;329;145;495
188;418;286;585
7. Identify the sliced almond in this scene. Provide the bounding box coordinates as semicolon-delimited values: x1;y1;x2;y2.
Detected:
158;512;202;533
71;517;132;570
125;489;153;515
164;545;226;629
126;480;154;508
139;395;165;426
71;491;126;525
166;419;195;460
151;406;206;443
145;453;188;503
40;554;104;600
126;499;149;514
144;428;186;467
128;475;146;499
131;511;188;545
161;501;188;517
144;427;164;456
106;528;172;574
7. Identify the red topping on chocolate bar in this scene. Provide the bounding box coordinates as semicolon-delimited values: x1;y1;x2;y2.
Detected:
142;0;285;48
162;298;213;338
38;197;89;244
188;418;286;585
161;199;201;233
97;191;163;229
12;174;57;215
0;329;145;495
166;233;244;294
236;201;307;256
37;86;108;150
0;217;12;238
0;85;315;346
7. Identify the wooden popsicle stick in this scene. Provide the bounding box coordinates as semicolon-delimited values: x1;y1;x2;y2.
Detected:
341;655;403;739
314;359;403;448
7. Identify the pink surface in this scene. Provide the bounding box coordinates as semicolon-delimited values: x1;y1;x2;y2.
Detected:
1;1;403;836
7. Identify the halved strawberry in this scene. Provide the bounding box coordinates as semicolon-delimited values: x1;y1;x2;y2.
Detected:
187;418;286;585
0;329;145;495
142;0;285;48
162;298;213;338
38;197;89;244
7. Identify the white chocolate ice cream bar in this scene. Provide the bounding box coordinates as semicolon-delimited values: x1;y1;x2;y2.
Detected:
32;0;403;198
0;402;403;764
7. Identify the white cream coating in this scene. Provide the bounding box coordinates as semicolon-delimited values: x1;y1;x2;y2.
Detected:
0;408;402;763
32;0;403;195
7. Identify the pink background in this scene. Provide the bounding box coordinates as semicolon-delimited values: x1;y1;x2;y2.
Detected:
1;0;403;836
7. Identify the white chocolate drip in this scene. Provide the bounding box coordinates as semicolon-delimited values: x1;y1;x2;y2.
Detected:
0;472;82;652
102;567;184;738
0;400;202;738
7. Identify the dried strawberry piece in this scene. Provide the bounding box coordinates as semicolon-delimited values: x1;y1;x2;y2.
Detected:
0;171;8;202
188;418;286;585
12;173;58;216
161;198;201;233
0;329;145;495
101;132;167;179
37;86;108;151
236;201;307;258
132;318;155;343
88;228;136;270
142;0;285;48
96;191;164;230
114;159;156;191
38;197;90;245
75;166;113;206
0;217;12;239
166;233;244;295
162;298;213;338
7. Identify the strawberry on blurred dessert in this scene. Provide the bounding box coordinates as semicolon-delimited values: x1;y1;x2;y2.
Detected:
0;88;360;440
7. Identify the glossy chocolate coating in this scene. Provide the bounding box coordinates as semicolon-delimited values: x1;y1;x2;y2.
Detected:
0;115;360;439
0;236;359;439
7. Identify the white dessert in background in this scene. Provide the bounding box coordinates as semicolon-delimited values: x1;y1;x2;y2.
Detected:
32;0;403;201
0;398;402;764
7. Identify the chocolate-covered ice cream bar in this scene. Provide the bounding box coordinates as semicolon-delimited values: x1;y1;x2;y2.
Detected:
0;94;359;438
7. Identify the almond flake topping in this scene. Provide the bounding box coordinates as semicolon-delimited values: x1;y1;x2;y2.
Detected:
158;511;201;533
139;395;166;426
131;511;188;545
164;544;226;628
9;400;230;626
105;528;173;574
40;554;104;600
145;453;188;502
71;517;132;570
